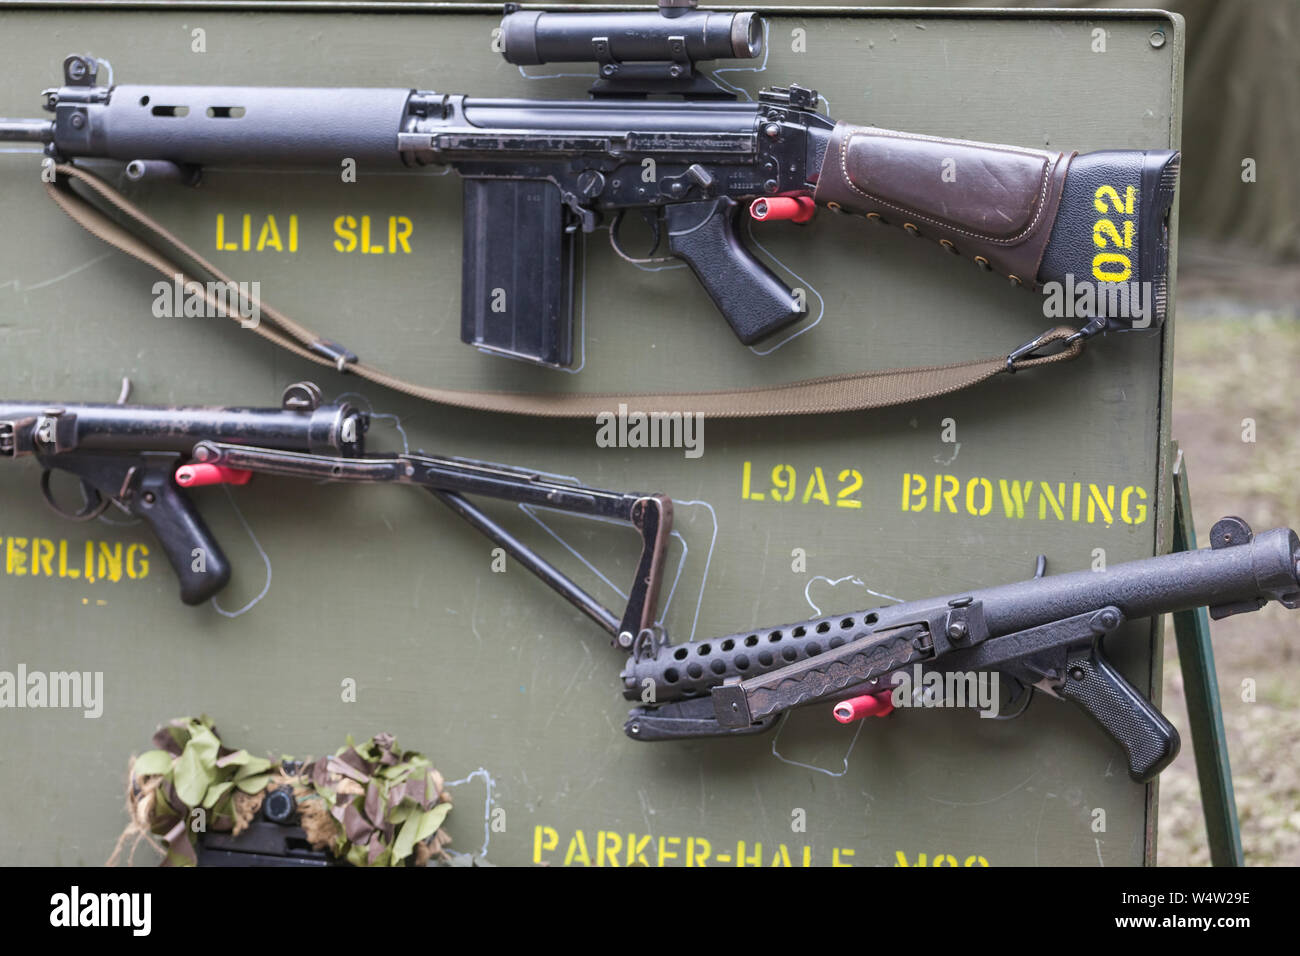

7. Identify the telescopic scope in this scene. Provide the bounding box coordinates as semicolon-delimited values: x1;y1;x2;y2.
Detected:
500;1;762;68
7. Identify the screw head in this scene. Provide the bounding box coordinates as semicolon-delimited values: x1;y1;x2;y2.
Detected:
1149;30;1166;49
67;58;88;81
576;169;605;198
947;621;969;641
764;123;781;139
763;179;779;194
1069;666;1086;682
70;113;85;130
617;631;634;649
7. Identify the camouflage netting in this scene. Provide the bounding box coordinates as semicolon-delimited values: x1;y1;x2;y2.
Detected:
109;716;453;867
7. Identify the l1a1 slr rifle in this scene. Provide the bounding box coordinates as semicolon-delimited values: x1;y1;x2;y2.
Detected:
0;1;1180;368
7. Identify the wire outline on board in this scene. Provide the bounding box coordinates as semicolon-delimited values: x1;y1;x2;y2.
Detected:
518;496;718;642
210;485;273;618
444;766;497;861
769;573;905;775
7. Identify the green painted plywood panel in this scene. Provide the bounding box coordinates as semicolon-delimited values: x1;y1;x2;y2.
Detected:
0;4;1181;866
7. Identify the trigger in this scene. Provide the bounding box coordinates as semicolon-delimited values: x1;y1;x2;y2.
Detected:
608;210;673;266
638;208;663;256
991;677;1035;720
1031;676;1063;700
39;470;112;522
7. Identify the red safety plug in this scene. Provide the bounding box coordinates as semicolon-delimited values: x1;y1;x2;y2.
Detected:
175;463;253;488
749;195;816;224
832;690;896;724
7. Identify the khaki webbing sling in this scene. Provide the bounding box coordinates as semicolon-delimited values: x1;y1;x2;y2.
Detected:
46;162;1083;418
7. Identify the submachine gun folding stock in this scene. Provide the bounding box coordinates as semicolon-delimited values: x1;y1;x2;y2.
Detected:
0;0;1181;368
5;384;1298;782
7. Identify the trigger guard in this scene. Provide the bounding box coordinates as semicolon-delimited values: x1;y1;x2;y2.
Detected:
990;676;1034;721
609;209;673;266
39;469;112;522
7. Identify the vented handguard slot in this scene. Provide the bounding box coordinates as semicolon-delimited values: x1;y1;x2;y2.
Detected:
712;625;927;728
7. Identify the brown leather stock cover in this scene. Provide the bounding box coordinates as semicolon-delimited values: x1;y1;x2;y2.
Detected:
813;123;1074;289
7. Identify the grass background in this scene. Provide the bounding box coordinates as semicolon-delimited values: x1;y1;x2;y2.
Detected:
1158;249;1300;865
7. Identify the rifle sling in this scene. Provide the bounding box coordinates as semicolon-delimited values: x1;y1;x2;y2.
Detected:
45;163;1083;418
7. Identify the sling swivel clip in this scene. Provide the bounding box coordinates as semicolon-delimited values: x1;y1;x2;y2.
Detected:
1006;317;1105;372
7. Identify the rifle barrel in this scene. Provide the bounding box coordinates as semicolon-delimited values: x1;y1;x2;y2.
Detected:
0;119;53;143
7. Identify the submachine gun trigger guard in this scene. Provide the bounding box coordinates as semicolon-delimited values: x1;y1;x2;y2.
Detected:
39;467;113;522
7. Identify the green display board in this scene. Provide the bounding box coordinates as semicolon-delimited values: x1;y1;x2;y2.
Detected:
0;3;1182;866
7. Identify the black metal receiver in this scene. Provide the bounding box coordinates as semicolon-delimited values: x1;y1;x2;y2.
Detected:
0;381;670;631
0;1;1179;368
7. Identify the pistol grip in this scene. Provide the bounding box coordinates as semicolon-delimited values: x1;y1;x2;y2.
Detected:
129;467;232;606
1057;638;1180;783
665;197;805;345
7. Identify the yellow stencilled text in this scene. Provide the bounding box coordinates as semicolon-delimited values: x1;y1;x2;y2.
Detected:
333;215;413;254
533;826;860;866
900;473;1149;526
895;851;990;866
2;535;150;585
741;460;864;509
212;213;416;255
216;213;299;252
1092;183;1138;283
